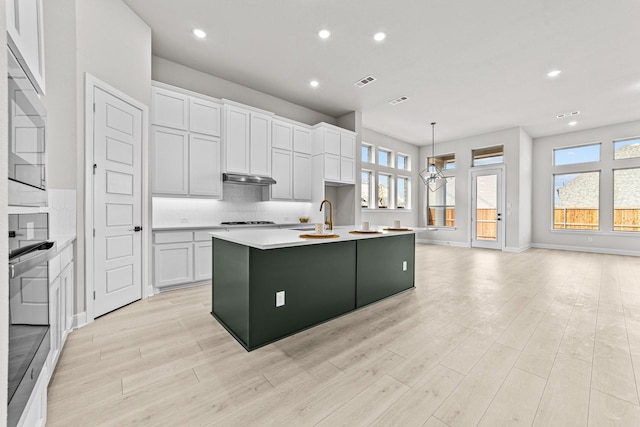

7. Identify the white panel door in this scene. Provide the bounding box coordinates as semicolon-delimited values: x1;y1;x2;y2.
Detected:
152;126;188;195
151;87;188;130
271;149;292;200
189;97;220;136
340;157;355;183
272;120;293;150
250;112;272;177
93;87;143;317
189;134;221;197
293;152;312;200
224;106;250;174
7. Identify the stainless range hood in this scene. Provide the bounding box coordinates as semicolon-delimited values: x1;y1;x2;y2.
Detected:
223;173;276;185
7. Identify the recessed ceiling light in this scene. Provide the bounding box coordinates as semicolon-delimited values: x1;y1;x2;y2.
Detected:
310;80;319;88
547;70;562;78
318;29;331;39
193;28;206;39
373;32;386;42
568;121;577;126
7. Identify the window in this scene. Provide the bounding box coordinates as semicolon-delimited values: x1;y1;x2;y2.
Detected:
378;149;392;167
427;177;455;227
378;173;391;208
428;154;455;170
397;154;409;171
362;144;372;163
397;177;409;209
614;168;640;232
554;171;600;230
554;143;600;165
361;171;372;208
614;137;640;160
473;146;503;166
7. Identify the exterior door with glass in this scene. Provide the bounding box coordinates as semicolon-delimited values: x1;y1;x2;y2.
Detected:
471;168;504;249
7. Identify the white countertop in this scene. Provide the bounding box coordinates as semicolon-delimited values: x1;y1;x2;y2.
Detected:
210;226;422;250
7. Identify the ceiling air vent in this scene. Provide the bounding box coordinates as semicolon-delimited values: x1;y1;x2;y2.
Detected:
556;111;580;119
354;76;376;88
389;96;409;105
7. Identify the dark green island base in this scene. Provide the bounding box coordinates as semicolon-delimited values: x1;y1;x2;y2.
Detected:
211;233;415;351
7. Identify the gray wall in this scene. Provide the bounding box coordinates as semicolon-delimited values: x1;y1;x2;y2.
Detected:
417;127;532;251
532;120;640;255
361;128;420;227
1;0;8;419
152;56;336;127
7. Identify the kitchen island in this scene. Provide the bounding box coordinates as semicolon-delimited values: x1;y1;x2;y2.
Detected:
210;226;417;351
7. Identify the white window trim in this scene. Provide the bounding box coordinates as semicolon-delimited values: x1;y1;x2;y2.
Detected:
396;175;411;210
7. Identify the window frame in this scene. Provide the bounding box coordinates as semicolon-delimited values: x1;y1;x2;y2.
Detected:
612;166;640;233
553;142;601;166
613;137;640;160
361;169;373;209
361;143;373;164
377;147;393;168
472;146;504;167
426;174;455;228
396;176;410;209
552;170;601;231
377;172;392;209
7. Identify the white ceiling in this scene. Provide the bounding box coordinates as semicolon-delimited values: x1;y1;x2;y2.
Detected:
122;0;640;145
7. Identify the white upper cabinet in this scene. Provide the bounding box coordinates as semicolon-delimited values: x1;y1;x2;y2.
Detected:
189;134;221;197
223;103;273;176
189;98;221;136
293;126;312;154
152;126;189;195
7;0;45;94
270;149;293;200
151;83;223;198
250;112;272;177
312;123;357;184
293;153;312;200
152;87;189;130
224;105;250;174
272;120;293;150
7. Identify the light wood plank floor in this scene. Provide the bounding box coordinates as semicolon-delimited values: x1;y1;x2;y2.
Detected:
47;245;640;426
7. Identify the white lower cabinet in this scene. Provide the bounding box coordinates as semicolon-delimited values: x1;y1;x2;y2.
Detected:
48;277;61;367
153;231;216;290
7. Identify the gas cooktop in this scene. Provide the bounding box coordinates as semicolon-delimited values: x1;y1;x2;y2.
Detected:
220;221;275;225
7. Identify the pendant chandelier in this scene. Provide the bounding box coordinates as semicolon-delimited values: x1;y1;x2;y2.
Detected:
419;122;448;191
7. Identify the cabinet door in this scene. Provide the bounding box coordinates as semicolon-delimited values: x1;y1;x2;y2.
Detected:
7;0;45;94
224;106;250;174
194;242;213;282
293;127;312;154
250;113;272;176
272;120;293;150
340;157;355;183
271;149;292;200
324;154;341;182
49;277;61;365
152;87;189;130
324;129;341;155
340;133;356;158
62;262;74;332
190;98;221;136
152;127;189;195
293;153;312;200
189;134;222;197
153;243;193;288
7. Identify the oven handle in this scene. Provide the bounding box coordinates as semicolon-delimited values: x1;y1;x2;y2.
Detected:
9;241;57;279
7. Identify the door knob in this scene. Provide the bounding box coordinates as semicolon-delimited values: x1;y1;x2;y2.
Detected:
131;226;142;232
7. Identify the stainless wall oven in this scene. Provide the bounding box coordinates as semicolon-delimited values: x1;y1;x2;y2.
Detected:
7;48;47;207
7;213;55;427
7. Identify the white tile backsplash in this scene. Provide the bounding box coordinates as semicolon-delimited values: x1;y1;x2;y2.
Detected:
153;184;321;227
48;189;77;240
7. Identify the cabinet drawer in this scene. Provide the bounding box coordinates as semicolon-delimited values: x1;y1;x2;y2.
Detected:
194;230;216;241
153;231;193;244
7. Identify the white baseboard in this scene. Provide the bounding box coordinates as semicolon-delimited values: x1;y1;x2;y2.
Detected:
416;239;471;248
72;312;88;329
503;245;532;253
531;243;640;257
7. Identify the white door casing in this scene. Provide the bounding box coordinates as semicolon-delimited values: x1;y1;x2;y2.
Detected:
471;167;505;250
91;84;143;317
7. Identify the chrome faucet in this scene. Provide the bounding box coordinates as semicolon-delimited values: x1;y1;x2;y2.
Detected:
320;199;333;231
